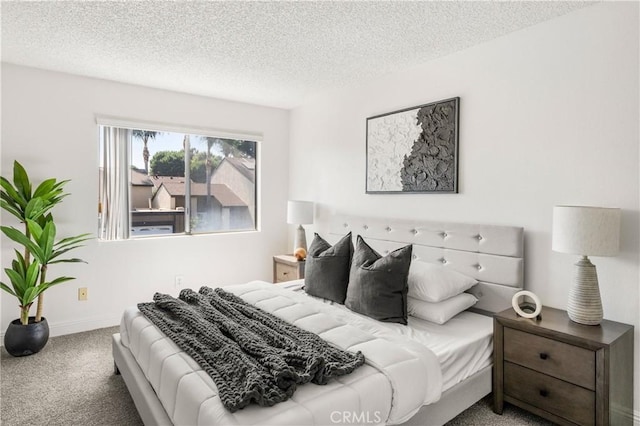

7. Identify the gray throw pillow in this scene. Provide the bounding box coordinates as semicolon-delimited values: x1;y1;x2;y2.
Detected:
345;235;412;325
304;232;353;304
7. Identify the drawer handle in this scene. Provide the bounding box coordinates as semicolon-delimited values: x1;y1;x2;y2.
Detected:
539;353;549;360
282;272;289;275
539;389;549;398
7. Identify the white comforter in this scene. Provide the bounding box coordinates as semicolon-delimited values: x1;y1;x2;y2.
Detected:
120;281;442;425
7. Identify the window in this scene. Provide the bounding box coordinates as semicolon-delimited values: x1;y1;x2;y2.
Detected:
98;122;258;240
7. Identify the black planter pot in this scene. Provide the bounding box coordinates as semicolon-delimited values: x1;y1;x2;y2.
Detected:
4;317;49;357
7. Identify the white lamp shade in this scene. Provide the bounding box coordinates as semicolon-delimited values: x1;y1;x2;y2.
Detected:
552;206;620;256
287;200;314;225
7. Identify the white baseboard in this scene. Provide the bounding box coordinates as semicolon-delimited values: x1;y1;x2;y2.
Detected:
0;314;121;343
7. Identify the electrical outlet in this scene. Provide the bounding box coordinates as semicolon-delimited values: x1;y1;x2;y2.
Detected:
175;275;184;288
78;287;88;301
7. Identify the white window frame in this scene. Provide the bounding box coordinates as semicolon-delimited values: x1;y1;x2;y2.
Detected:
97;115;262;240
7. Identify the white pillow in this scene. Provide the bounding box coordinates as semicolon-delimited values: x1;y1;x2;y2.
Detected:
408;293;478;324
407;260;477;302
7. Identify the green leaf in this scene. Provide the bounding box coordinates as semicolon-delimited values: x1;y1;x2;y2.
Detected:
25;219;56;262
21;286;38;305
36;212;53;228
41;221;56;261
50;258;87;264
5;267;28;296
26;219;44;241
1;226;31;245
0;198;23;221
25;260;40;287
46;276;75;286
50;233;92;262
30;286;49;300
0;176;27;209
0;177;27;218
52;236;92;256
49;247;81;261
24;197;46;221
32;178;57;198
0;282;17;298
12;161;32;200
46;193;69;206
39;180;69;204
14;249;27;267
1;226;44;261
54;233;93;248
5;258;40;298
12;250;27;275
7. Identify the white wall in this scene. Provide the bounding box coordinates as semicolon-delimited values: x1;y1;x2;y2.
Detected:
289;2;640;418
1;64;290;335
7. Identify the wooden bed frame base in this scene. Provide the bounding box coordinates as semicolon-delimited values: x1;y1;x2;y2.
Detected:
113;333;491;426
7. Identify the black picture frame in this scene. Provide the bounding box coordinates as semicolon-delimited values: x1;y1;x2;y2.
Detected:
366;97;459;194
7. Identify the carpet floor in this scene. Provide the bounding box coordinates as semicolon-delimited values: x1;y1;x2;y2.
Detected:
1;326;554;426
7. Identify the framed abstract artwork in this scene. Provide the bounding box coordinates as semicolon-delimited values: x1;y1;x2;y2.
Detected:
366;97;459;194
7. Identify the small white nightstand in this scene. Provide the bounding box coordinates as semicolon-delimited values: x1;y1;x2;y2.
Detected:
272;255;305;283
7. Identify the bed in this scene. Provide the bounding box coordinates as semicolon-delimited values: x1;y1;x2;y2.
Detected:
112;215;524;425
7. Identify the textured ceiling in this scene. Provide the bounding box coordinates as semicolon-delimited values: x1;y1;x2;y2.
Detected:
2;1;593;109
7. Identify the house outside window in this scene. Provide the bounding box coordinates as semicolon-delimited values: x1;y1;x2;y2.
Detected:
98;121;259;240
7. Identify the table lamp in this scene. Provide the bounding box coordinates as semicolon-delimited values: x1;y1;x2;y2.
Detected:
287;200;314;253
552;205;620;325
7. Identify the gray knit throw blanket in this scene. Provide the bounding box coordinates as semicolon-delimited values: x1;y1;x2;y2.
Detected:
138;287;365;412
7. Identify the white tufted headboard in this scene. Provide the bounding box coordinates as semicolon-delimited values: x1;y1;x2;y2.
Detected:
325;215;524;314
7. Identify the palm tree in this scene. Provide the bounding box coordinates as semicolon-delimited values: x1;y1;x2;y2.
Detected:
201;137;218;221
202;138;217;184
132;130;159;174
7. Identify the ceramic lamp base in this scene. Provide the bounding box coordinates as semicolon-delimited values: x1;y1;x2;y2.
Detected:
293;224;307;252
567;256;603;326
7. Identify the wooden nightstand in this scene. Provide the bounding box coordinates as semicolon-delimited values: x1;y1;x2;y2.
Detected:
273;255;305;283
493;306;634;425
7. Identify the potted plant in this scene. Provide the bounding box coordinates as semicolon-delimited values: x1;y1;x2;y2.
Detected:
0;161;91;356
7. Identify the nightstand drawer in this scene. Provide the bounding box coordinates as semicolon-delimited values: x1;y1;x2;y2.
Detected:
505;362;595;426
273;255;305;283
504;327;595;390
274;263;298;282
494;307;634;426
